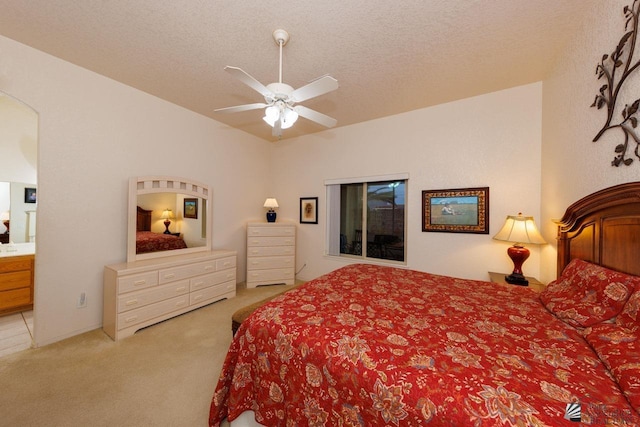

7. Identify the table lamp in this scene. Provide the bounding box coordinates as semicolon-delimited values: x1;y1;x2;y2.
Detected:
264;198;279;222
493;213;546;285
161;209;174;234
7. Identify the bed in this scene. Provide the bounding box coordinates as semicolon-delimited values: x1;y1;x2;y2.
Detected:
135;206;187;254
210;182;640;426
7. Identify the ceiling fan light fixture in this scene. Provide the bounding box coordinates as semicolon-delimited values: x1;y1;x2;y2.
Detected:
281;107;298;129
263;105;280;126
263;104;298;129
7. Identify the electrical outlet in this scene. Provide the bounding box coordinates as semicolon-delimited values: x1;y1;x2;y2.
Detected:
77;292;87;308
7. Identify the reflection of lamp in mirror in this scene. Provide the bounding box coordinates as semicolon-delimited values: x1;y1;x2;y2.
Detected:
161;209;174;234
1;211;9;234
493;213;547;286
264;198;279;222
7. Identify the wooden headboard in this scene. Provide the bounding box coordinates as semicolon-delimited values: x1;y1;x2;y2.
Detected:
556;181;640;277
136;206;152;232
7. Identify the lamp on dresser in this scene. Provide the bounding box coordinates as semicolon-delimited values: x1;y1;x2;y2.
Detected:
161;209;174;234
264;198;279;222
493;213;546;285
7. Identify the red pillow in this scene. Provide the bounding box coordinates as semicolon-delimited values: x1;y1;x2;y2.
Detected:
617;289;640;331
540;259;638;328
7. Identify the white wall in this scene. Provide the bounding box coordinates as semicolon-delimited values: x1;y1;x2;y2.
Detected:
0;35;270;346
540;0;640;283
271;83;543;282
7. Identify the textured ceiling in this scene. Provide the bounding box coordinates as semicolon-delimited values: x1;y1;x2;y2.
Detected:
0;0;588;142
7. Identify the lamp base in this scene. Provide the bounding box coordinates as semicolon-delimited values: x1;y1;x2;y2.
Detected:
505;273;529;286
163;220;171;234
266;210;277;223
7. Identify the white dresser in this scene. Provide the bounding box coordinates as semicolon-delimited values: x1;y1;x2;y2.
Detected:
103;250;236;340
246;222;295;288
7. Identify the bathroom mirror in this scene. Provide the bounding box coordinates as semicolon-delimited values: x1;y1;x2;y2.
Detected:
1;92;38;248
0;182;37;244
127;176;212;262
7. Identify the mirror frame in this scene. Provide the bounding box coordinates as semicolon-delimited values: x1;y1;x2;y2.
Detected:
127;176;212;262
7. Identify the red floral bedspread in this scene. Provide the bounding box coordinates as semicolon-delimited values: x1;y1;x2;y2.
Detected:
210;264;638;426
135;231;187;254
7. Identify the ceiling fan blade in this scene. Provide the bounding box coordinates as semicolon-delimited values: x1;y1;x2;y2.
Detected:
290;76;338;103
224;66;273;98
214;103;268;114
293;105;337;128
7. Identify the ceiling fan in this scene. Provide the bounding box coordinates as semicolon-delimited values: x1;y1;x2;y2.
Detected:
215;29;338;138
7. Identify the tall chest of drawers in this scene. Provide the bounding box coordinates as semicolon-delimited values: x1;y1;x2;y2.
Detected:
246;222;295;288
103;250;236;340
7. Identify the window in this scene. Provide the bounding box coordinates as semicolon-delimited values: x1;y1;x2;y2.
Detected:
326;175;407;262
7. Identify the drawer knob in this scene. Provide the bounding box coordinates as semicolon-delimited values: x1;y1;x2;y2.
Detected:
176;287;186;292
205;265;214;270
125;299;138;306
164;273;176;279
133;280;146;286
125;316;138;323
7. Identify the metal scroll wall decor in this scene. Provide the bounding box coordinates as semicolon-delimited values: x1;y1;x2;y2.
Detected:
591;0;640;167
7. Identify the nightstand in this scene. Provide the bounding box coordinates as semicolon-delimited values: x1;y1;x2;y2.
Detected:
488;271;545;293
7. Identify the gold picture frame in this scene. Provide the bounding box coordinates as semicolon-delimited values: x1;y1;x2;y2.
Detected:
422;187;489;234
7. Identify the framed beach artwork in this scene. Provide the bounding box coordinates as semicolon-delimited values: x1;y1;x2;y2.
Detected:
422;187;489;234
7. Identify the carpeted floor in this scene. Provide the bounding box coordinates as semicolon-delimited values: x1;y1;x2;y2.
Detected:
0;282;296;427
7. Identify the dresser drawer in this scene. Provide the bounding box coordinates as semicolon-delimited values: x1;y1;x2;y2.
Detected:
0;288;31;310
215;256;236;271
247;236;295;247
0;270;31;291
248;226;295;238
190;270;236;291
247;268;294;283
117;279;189;312
117;295;190;330
190;280;235;305
0;257;32;273
247;255;295;271
118;271;158;294
247;246;295;257
159;260;216;284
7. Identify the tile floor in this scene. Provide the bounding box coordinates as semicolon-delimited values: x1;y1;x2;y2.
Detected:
0;311;33;358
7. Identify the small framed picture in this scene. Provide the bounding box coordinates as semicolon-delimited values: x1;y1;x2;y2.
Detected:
300;197;318;224
184;198;198;219
422;187;489;234
24;188;37;204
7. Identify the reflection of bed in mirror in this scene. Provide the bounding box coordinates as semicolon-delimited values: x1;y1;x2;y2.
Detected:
128;176;211;263
135;206;187;254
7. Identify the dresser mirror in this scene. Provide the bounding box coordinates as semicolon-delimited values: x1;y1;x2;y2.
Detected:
127;176;212;262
